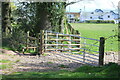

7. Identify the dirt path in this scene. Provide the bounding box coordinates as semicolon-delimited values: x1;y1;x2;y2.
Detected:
0;49;83;74
0;49;118;74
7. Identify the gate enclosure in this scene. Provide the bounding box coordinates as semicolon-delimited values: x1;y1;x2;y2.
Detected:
24;30;105;66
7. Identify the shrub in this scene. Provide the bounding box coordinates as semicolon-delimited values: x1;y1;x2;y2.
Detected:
9;28;26;51
58;64;69;68
85;20;114;23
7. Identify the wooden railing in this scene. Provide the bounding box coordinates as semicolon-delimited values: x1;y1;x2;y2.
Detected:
22;31;38;54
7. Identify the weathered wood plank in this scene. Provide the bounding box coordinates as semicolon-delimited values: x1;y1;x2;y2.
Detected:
44;44;80;46
45;48;81;51
27;36;37;40
44;39;80;41
23;47;37;49
84;52;99;57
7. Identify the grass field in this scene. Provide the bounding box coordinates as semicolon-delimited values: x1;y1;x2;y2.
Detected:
70;23;118;52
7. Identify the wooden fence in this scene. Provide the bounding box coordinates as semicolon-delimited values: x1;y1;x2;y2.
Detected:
44;30;80;52
22;31;38;54
22;30;105;66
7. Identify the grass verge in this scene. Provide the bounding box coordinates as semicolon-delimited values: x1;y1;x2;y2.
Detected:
2;63;120;79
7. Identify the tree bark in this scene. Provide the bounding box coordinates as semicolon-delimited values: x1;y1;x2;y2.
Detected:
1;2;11;36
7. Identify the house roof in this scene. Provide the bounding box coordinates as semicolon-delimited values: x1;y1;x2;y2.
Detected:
81;10;118;17
95;9;103;13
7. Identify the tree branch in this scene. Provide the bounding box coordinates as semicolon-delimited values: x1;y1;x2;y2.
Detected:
65;0;83;6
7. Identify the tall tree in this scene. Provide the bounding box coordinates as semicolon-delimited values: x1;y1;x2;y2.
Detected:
1;2;11;36
14;1;81;35
15;2;66;35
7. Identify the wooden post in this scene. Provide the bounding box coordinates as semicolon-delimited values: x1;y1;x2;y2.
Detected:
45;30;47;52
69;35;71;53
61;36;63;52
76;30;80;51
56;33;58;51
36;33;39;56
39;30;44;55
83;39;86;62
99;37;105;66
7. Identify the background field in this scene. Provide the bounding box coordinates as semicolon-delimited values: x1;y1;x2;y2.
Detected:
70;23;118;52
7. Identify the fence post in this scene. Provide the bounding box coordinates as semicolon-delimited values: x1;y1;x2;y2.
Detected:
76;30;80;51
69;35;71;53
45;30;47;52
39;30;44;55
99;37;105;66
83;39;86;62
56;33;58;51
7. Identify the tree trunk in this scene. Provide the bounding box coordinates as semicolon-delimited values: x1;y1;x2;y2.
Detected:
60;16;65;33
1;2;11;37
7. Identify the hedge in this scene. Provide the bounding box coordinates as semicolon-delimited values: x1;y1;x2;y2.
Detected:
85;20;114;23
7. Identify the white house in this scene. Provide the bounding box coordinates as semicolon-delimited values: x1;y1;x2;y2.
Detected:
66;12;80;23
80;9;119;24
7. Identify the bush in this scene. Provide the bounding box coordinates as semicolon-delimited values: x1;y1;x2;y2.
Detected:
9;28;26;51
85;20;114;23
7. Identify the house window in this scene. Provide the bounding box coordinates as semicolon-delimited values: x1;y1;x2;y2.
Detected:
98;16;103;19
108;15;110;18
98;16;100;19
69;15;71;17
90;17;92;19
91;12;94;14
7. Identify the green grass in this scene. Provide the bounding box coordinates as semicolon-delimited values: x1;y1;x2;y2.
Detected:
0;64;12;69
70;23;118;52
2;63;120;79
0;59;11;63
47;62;53;64
0;59;12;69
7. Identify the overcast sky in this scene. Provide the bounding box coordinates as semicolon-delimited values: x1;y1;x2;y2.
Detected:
66;0;120;12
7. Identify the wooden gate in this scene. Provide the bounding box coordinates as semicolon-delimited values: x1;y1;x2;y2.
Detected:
22;30;105;66
44;30;81;52
44;31;105;66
